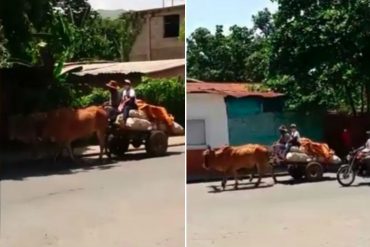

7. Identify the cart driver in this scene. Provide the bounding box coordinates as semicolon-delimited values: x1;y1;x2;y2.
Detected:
275;125;290;159
104;80;121;121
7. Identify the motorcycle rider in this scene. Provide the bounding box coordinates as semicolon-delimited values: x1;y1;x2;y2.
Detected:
364;131;370;150
355;131;370;176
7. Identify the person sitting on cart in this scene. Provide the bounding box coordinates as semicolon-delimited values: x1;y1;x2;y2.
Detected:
104;80;121;121
118;79;138;127
289;123;301;147
276;125;290;159
283;123;301;156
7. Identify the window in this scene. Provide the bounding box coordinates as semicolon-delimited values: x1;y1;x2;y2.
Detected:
163;14;180;38
187;119;206;146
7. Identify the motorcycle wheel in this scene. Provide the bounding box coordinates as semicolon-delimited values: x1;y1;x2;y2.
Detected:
336;165;356;187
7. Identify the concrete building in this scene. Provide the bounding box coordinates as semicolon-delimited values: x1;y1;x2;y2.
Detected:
186;80;285;181
129;5;185;61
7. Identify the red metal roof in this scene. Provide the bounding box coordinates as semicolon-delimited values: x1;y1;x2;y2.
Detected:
186;81;284;98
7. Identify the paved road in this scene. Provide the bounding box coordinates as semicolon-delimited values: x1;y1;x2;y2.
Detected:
188;174;370;247
0;146;185;247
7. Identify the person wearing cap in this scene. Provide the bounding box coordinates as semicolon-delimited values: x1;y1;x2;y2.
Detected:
288;123;301;147
275;125;290;159
118;79;138;126
104;80;122;121
278;125;290;145
282;123;301;157
105;80;121;108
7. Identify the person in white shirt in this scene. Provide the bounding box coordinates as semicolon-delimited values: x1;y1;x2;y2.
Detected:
289;123;301;146
359;131;370;153
283;123;301;157
118;79;138;126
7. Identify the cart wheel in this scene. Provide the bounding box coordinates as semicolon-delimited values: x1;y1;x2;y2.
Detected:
288;165;304;180
305;161;323;181
145;130;168;156
107;134;129;158
132;138;143;149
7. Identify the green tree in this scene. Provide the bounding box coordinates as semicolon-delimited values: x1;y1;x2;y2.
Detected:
0;23;10;67
268;0;370;114
187;25;253;81
0;0;53;61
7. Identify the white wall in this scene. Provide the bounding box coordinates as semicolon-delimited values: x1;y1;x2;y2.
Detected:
187;93;229;149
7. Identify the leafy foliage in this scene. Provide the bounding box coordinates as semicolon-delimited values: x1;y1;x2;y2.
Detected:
187;25;254;81
0;0;144;65
0;0;145;115
188;0;370;115
268;0;370;114
73;88;110;108
0;23;10;67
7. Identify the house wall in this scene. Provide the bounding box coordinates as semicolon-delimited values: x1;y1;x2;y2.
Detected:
187;93;229;181
225;97;263;118
224;96;323;145
228;112;325;146
130;6;185;61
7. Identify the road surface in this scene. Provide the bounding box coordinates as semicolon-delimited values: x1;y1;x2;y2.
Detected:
188;174;370;247
1;146;185;247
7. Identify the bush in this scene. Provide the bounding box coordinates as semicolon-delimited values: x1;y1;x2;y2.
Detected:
73;88;109;108
136;77;185;126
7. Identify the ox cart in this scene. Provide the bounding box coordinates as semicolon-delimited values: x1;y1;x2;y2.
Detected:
107;123;168;157
104;106;184;158
272;146;341;182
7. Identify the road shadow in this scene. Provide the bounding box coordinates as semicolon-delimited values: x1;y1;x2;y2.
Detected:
1;151;182;181
276;176;336;185
207;181;274;193
344;182;370;187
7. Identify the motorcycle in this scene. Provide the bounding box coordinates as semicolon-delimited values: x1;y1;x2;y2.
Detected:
336;148;370;186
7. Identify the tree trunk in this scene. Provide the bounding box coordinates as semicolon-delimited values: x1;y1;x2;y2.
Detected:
366;85;370;114
345;85;357;116
361;84;365;114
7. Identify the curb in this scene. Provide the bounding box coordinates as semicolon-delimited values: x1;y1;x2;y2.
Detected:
78;142;185;158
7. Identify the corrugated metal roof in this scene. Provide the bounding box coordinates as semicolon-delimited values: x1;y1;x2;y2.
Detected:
62;59;185;76
187;81;284;98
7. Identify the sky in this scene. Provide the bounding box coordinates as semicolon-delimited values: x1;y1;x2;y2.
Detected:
187;0;277;35
88;0;185;10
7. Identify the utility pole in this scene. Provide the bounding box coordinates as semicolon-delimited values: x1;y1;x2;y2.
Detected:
162;0;165;7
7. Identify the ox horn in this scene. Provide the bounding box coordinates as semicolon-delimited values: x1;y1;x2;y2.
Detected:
206;145;211;150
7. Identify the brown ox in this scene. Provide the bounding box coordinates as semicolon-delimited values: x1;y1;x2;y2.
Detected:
41;106;109;162
203;144;276;190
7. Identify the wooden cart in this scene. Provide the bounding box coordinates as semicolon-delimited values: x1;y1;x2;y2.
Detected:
107;123;168;158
